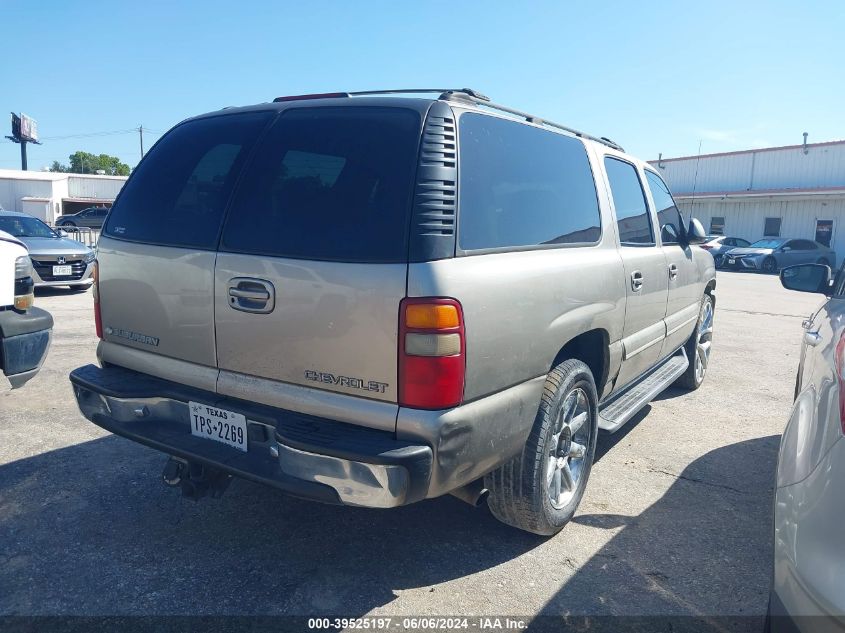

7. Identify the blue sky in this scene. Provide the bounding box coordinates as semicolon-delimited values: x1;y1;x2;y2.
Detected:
2;0;842;171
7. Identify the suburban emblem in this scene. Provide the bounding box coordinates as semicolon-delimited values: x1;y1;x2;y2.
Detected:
104;326;160;347
304;370;388;393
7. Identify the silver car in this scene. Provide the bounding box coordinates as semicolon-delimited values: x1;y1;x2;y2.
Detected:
724;237;836;274
69;88;716;535
771;262;845;629
0;210;95;289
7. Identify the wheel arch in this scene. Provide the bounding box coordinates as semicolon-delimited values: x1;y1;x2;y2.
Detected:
550;329;609;395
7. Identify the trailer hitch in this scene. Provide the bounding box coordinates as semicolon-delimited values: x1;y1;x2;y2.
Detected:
162;457;232;501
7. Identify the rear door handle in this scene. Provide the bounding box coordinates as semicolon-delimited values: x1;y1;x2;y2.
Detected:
228;278;275;314
631;270;644;292
668;263;679;279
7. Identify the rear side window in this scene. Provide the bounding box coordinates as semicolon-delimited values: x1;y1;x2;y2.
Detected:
458;113;600;251
104;111;272;249
604;157;654;246
221;107;421;263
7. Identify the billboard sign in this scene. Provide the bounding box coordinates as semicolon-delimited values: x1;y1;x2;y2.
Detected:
19;113;38;142
10;112;38;142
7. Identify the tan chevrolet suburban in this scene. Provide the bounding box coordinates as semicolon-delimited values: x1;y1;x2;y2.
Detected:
70;89;715;535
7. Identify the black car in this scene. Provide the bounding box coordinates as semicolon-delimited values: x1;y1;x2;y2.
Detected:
55;206;109;229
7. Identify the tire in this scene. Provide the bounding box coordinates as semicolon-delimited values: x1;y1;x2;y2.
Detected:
817;257;830;267
761;256;777;274
485;359;599;536
676;293;714;390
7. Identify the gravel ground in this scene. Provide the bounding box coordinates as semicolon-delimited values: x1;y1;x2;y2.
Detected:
0;271;824;619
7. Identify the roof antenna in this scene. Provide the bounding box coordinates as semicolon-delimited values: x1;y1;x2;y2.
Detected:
689;140;703;211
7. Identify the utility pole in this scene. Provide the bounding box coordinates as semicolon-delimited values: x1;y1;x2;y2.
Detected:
139;125;145;159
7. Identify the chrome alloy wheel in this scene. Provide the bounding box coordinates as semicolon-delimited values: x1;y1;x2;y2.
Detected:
546;387;590;509
694;299;714;383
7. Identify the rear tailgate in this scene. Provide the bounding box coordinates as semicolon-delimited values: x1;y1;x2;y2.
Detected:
213;106;423;410
97;110;274;390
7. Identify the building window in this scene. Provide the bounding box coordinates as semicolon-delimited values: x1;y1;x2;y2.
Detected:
709;216;725;235
764;217;782;237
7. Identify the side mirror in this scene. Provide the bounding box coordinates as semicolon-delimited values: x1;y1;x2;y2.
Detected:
780;263;831;295
686;217;707;245
57;229;69;238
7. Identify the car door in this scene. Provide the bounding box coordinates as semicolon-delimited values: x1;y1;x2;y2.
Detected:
643;169;702;359
91;207;108;228
77;209;94;228
603;156;669;389
794;239;819;265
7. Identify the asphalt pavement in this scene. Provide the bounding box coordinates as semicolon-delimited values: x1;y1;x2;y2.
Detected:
0;272;824;619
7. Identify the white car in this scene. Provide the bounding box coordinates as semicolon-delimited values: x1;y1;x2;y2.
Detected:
0;229;53;389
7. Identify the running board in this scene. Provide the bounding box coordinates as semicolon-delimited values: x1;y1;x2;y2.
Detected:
598;349;689;433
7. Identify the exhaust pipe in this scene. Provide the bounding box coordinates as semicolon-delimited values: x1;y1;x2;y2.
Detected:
449;479;489;507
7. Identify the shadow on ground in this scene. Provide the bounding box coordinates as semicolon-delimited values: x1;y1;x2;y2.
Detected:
541;435;779;619
0;429;778;619
0;436;542;615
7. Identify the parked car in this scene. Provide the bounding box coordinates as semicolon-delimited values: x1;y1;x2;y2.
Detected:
55;206;109;229
771;262;845;630
700;235;751;267
0;211;95;290
723;238;836;273
69;88;716;535
0;229;53;389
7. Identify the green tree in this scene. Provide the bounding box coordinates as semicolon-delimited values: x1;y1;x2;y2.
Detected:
51;151;131;176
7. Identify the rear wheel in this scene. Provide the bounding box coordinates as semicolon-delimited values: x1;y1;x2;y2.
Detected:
761;256;777;273
676;293;714;390
485;359;598;536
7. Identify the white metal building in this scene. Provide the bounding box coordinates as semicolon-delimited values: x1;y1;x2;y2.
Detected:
650;139;845;259
0;169;127;224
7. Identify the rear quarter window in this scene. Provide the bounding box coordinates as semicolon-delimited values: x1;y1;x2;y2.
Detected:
104;111;273;249
220;107;422;263
457;113;601;251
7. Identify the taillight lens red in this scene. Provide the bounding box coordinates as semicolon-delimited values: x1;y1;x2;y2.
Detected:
701;244;714;250
835;334;845;434
93;260;102;339
399;298;465;409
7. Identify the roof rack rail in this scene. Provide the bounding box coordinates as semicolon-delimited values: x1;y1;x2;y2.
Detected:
438;93;624;152
346;88;491;101
270;88;623;151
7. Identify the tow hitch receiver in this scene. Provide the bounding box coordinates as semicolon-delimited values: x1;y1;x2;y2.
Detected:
162;457;232;501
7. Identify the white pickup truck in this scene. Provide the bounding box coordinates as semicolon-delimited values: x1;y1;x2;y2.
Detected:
0;229;53;389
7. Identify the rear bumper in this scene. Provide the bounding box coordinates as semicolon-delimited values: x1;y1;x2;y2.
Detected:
69;364;433;508
0;306;53;389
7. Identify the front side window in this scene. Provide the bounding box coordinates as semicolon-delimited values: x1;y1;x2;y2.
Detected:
644;170;684;245
104;111;273;249
458;113;601;251
604;157;654;246
221;107;421;263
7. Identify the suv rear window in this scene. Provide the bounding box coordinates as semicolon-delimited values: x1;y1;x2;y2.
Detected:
104;111;272;249
457;113;600;251
220;107;421;263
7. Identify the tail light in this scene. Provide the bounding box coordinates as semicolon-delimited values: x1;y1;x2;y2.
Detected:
93;260;102;339
835;334;845;434
399;298;465;409
700;244;714;250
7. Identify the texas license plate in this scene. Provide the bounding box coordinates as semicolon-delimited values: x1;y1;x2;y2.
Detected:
53;265;72;276
189;401;248;452
728;258;735;265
